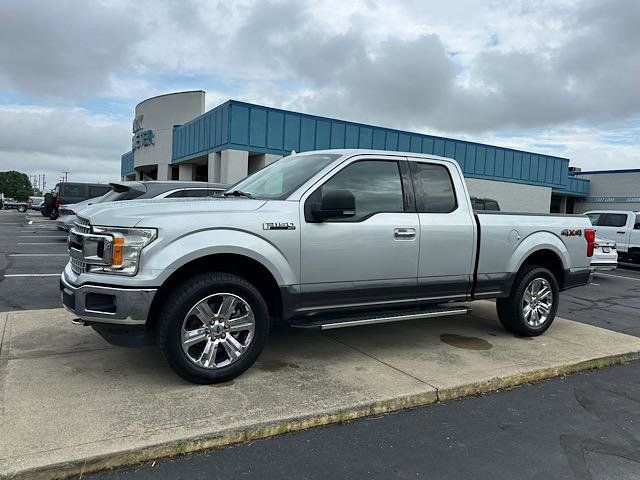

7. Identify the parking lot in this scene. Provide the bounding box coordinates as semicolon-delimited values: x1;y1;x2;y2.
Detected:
3;208;640;327
0;209;68;311
1;208;640;479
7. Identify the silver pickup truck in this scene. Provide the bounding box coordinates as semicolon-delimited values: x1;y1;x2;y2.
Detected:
61;149;594;383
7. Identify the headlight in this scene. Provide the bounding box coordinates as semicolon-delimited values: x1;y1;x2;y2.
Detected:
88;226;157;275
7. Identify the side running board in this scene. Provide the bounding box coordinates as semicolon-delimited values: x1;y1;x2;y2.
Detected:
290;305;470;330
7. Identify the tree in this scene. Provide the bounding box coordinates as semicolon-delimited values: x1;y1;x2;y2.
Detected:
0;171;34;201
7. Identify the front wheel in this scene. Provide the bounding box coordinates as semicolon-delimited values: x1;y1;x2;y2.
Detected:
496;266;559;336
157;272;269;384
17;205;27;213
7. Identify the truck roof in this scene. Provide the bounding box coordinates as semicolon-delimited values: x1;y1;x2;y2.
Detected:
303;149;457;164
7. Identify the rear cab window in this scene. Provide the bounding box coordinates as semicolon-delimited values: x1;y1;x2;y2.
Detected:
409;162;457;213
589;213;628;227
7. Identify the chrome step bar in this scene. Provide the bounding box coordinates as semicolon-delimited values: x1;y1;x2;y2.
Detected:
291;306;470;330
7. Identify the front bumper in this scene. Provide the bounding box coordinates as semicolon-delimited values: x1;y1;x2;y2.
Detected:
60;272;157;326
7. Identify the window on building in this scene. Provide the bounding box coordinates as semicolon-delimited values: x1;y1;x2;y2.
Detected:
411;162;457;213
316;160;404;222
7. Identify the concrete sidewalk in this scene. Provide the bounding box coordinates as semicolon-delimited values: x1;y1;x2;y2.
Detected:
1;301;639;479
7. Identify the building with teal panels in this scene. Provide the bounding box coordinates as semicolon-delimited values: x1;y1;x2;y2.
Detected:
121;91;591;213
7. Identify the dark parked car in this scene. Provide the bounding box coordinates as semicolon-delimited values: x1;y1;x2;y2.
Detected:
50;182;112;219
470;197;501;211
56;181;228;230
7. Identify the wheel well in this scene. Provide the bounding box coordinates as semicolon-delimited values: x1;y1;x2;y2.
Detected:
146;254;283;330
519;249;565;289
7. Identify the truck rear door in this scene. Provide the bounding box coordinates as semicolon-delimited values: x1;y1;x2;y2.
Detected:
409;159;475;301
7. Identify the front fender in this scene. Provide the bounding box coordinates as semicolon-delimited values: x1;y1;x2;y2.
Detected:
141;228;298;286
507;231;570;274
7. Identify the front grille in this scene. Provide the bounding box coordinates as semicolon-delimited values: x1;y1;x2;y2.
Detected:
74;217;91;234
70;257;88;275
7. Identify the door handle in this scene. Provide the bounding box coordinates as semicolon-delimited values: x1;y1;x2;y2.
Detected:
394;228;416;240
617;231;625;234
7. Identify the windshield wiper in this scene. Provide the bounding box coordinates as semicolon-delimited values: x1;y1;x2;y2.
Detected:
223;190;253;198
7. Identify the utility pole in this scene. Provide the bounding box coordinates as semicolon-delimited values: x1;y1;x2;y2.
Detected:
61;171;70;182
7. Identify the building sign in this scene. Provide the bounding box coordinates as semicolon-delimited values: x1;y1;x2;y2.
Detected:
132;129;154;150
131;114;154;150
133;114;144;133
577;196;640;203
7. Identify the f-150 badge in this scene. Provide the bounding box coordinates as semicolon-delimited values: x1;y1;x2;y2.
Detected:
263;222;296;230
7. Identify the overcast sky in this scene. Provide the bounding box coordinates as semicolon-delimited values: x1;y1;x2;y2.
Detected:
0;0;638;186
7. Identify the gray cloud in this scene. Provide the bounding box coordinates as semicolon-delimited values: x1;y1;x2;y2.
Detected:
0;0;638;178
0;106;128;184
0;0;141;97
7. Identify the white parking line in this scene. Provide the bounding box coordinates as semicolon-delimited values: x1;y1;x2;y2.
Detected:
597;272;640;282
19;235;67;238
9;254;68;257
3;273;61;277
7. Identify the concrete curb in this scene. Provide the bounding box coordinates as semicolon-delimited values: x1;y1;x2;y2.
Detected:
4;350;639;480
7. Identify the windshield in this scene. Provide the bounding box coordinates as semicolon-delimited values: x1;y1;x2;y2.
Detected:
226;153;341;200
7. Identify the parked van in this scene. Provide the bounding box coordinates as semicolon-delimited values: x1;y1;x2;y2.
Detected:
51;182;111;219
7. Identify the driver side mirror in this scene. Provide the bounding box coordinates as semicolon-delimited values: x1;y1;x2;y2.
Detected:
311;189;356;221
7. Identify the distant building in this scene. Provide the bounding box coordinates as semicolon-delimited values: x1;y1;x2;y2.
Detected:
121;90;606;214
572;169;640;213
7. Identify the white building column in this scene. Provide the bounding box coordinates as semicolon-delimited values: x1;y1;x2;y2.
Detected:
157;164;172;181
178;164;194;181
220;149;249;184
559;195;568;213
264;153;282;166
249;153;282;174
208;152;221;183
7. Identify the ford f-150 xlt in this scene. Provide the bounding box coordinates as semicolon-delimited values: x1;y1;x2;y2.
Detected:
61;150;595;383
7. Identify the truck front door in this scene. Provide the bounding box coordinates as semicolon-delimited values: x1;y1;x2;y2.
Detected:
299;156;419;313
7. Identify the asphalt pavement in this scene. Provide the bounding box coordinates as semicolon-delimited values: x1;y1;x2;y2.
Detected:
0;209;67;311
87;361;640;480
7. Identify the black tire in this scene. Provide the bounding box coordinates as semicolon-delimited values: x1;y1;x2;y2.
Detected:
49;211;59;220
157;272;269;384
496;266;559;336
17;205;27;213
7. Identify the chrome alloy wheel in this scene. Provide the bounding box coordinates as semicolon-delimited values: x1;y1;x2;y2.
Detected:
522;278;554;327
181;293;255;369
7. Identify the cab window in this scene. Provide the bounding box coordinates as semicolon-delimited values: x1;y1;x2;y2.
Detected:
311;160;404;222
410;162;457;213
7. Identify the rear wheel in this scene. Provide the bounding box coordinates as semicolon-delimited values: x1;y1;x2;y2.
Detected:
157;272;269;384
17;205;27;213
496;266;559;336
49;211;59;220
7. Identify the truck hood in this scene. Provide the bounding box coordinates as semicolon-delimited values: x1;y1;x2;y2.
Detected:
78;197;267;227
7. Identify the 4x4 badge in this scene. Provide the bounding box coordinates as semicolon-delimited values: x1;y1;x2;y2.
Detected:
263;222;296;230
